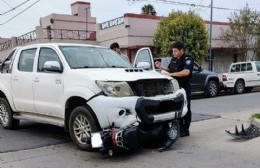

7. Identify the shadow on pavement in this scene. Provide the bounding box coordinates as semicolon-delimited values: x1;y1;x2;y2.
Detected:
0;121;71;153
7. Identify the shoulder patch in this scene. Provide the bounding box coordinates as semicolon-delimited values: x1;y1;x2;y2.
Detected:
186;59;191;65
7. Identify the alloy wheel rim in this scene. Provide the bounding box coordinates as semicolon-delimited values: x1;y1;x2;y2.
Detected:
73;114;91;144
209;83;217;96
237;83;244;92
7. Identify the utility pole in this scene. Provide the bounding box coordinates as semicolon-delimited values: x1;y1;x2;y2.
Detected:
208;0;213;71
85;7;90;40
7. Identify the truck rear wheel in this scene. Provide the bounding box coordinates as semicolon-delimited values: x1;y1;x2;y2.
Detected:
234;80;245;94
206;80;218;97
0;98;19;129
69;106;99;151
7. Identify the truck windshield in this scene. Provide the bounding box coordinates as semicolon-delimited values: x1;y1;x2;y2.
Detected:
59;46;133;69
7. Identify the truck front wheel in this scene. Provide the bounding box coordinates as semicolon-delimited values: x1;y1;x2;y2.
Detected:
206;80;218;97
0;98;19;129
69;106;99;151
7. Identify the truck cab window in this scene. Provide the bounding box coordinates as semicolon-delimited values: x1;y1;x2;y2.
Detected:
38;48;62;72
247;63;253;71
18;48;37;72
241;63;246;71
231;65;236;72
134;50;152;68
254;62;260;72
235;64;240;72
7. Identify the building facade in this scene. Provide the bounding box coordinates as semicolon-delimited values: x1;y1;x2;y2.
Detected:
97;14;236;72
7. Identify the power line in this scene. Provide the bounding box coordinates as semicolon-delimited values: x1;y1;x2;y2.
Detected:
0;0;31;16
0;0;40;26
136;0;240;11
2;0;13;8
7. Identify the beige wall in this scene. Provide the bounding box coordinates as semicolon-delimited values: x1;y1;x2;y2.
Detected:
126;16;160;46
40;14;96;32
97;23;129;48
97;14;234;70
97;14;160;46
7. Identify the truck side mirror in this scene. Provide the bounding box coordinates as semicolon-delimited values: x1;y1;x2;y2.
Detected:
136;62;151;70
43;61;63;73
0;60;11;73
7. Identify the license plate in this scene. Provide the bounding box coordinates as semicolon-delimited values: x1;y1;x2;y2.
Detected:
91;132;103;148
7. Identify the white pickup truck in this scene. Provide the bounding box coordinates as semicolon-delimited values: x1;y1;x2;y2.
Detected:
220;61;260;93
0;43;187;154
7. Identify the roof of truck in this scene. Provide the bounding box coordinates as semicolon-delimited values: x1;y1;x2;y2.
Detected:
19;43;107;49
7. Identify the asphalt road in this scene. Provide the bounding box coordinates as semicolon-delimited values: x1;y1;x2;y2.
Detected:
0;90;260;168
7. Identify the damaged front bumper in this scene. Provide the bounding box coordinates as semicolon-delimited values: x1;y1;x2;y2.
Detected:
87;88;187;129
135;92;185;125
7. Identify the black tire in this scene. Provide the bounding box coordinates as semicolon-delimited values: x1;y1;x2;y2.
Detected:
206;80;218;97
69;106;99;151
234;80;245;94
0;98;20;129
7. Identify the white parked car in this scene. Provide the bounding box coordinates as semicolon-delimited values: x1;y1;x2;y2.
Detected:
220;61;260;93
0;43;187;155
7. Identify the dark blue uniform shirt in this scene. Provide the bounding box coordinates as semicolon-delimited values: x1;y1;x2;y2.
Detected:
167;55;194;90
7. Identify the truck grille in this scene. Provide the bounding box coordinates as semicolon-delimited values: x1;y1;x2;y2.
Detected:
128;79;174;97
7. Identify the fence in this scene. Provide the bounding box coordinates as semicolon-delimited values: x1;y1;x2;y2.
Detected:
16;30;37;46
0;40;12;52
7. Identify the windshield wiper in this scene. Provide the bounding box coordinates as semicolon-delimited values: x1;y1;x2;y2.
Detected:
73;66;107;69
72;66;89;69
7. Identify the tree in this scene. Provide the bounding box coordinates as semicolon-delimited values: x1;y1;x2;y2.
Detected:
141;4;157;16
220;4;260;61
153;11;208;63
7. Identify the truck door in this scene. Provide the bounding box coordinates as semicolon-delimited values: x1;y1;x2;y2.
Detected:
11;48;36;112
33;47;64;117
133;47;155;71
190;62;206;92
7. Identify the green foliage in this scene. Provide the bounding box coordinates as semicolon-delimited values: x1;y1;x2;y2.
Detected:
252;113;260;119
153;11;208;62
220;5;260;61
141;4;157;16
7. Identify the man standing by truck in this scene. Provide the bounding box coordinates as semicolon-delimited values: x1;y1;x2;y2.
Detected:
110;42;130;62
155;41;194;137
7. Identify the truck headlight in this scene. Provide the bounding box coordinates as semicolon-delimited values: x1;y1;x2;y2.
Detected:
171;78;180;91
96;81;134;97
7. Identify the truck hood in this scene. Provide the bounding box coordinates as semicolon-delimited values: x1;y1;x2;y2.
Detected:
73;68;171;81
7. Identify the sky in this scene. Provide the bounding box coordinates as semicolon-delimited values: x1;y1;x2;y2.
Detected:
0;0;259;38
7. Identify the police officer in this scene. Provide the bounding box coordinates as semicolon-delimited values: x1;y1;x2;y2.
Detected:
155;41;194;137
